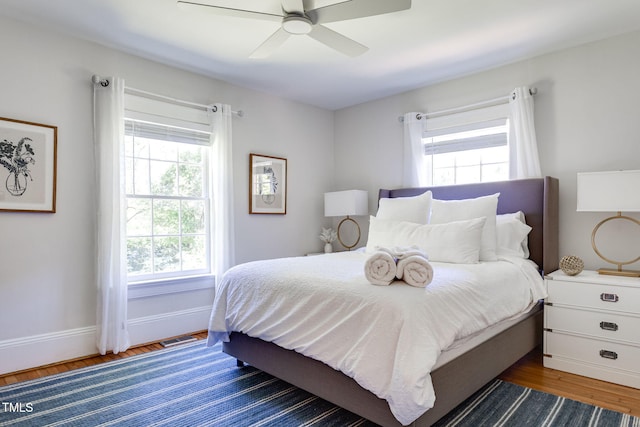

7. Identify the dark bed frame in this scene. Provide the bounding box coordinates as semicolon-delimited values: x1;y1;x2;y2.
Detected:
223;177;559;427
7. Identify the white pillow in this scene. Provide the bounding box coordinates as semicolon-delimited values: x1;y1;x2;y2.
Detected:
376;191;432;224
365;215;486;263
429;193;499;261
496;212;531;258
498;211;526;223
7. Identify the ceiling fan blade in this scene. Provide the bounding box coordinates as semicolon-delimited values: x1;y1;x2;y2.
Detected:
250;28;292;59
307;0;411;24
303;0;351;11
307;25;368;57
281;0;305;14
177;1;283;22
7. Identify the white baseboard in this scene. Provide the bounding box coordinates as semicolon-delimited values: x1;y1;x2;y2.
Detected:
128;306;210;346
0;326;97;376
0;306;211;376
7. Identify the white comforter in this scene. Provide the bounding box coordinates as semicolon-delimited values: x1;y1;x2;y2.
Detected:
207;251;546;426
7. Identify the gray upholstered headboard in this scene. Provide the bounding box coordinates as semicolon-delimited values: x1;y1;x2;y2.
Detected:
378;177;559;275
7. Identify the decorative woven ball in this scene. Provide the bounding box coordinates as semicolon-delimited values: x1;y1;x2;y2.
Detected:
559;255;584;276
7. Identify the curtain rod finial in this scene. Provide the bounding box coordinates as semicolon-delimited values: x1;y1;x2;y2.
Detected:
92;75;109;87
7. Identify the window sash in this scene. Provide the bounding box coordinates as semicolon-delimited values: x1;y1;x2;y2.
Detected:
124;116;212;283
422;117;509;186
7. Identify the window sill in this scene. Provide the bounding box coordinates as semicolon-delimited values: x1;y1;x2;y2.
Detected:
128;274;215;299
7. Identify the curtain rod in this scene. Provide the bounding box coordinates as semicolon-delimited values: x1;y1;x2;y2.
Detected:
398;87;537;122
92;75;243;117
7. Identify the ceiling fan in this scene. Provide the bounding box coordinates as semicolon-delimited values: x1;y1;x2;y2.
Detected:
177;0;412;58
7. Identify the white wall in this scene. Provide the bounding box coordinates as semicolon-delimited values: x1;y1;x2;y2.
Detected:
334;30;640;272
0;16;334;374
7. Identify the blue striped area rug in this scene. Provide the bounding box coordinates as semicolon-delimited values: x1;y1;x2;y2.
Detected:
434;379;640;427
0;342;375;427
1;341;638;427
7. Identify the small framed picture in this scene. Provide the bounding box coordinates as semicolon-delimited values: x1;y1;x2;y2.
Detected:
0;117;57;213
249;153;287;214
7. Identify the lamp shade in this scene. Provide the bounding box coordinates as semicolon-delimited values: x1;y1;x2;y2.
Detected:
324;190;368;217
577;170;640;212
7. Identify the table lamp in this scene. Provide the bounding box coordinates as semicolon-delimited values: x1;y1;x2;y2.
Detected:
324;190;368;250
576;170;640;277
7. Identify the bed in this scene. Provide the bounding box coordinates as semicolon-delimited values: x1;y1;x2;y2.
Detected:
209;177;559;426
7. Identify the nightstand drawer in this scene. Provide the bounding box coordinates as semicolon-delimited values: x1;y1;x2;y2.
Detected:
547;279;640;315
545;331;640;374
545;305;640;345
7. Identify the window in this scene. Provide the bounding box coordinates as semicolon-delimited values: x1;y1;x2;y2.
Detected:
124;118;212;283
423;119;509;186
421;102;511;186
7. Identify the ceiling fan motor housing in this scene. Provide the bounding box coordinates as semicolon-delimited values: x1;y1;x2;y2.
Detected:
282;15;313;34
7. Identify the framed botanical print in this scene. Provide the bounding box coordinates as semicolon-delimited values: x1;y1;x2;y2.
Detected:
0;117;57;213
249;153;287;214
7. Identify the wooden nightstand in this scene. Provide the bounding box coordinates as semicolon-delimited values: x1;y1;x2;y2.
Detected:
543;270;640;389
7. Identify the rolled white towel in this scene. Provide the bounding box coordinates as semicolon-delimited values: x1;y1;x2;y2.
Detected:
364;250;397;286
396;255;433;288
387;246;428;260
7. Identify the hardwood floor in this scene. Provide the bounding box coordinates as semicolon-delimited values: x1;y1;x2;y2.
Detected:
499;346;640;417
0;331;208;387
2;336;639;419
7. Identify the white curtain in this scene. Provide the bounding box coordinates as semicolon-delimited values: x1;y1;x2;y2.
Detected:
93;76;130;355
509;87;542;178
210;104;235;280
403;112;427;187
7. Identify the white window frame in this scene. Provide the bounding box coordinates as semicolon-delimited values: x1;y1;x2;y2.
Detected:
123;94;215;297
422;103;510;186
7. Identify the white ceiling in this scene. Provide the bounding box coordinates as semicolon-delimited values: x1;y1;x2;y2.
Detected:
2;0;640;110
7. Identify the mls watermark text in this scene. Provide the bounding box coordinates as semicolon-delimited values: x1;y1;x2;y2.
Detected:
2;401;34;413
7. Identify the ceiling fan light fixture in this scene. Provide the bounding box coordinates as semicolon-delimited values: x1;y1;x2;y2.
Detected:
282;15;312;34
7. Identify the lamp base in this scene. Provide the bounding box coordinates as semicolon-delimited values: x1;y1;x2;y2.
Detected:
597;268;640;278
591;213;640;279
337;216;361;251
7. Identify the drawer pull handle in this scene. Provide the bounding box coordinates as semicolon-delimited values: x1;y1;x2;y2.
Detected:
600;293;619;302
600;321;619;331
599;350;618;360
